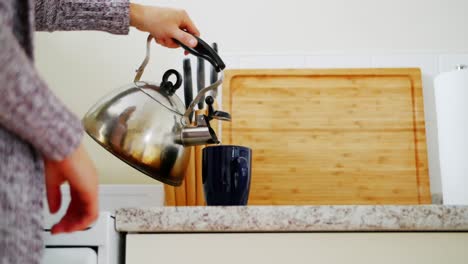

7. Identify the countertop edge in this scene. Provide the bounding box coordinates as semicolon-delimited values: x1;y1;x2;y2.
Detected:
115;205;468;233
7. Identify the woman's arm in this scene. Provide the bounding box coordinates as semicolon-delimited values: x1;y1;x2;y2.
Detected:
35;0;130;35
35;0;200;48
0;22;83;161
1;5;99;234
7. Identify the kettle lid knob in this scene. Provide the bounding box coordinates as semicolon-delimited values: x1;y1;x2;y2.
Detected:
160;69;182;96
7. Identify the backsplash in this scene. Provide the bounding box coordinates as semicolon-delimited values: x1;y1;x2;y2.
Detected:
221;53;468;72
216;52;468;198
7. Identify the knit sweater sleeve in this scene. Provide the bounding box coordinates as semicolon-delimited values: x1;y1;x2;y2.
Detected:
0;22;84;161
35;0;130;35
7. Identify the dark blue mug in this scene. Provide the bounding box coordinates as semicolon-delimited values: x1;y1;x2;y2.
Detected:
202;145;252;206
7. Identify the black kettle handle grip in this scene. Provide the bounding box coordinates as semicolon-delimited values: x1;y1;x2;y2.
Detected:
173;34;226;72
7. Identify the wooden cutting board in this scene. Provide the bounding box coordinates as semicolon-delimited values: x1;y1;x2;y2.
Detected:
221;68;431;205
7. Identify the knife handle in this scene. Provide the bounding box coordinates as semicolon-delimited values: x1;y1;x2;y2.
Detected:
197;58;205;110
183;59;194;110
210;43;219;85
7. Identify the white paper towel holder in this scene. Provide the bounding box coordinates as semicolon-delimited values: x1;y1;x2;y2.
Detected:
435;65;468;205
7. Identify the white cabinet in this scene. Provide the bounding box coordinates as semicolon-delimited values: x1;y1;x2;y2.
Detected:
126;233;468;264
42;248;97;264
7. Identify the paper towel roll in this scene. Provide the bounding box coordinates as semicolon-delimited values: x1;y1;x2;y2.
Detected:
434;67;468;205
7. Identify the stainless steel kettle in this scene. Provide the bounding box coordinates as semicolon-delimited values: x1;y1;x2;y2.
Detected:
82;35;230;186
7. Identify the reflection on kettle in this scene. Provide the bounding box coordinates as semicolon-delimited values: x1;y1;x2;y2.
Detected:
109;106;137;150
82;34;229;186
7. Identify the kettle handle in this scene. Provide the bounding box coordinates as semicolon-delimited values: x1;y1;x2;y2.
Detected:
173;34;226;72
134;35;154;83
134;34;226;82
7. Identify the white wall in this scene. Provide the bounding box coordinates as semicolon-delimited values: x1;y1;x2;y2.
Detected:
35;0;468;195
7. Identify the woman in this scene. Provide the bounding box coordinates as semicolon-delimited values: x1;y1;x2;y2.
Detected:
0;0;199;263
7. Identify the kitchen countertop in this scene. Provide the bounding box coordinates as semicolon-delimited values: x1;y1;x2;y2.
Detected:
116;205;468;233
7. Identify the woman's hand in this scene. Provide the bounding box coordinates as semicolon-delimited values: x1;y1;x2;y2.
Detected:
130;4;200;49
44;142;99;235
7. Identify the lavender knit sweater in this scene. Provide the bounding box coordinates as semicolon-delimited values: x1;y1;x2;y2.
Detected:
0;0;129;262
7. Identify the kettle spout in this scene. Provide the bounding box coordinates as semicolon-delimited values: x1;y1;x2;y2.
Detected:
175;126;219;147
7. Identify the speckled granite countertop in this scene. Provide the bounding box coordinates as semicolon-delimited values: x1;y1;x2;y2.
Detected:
115;205;468;233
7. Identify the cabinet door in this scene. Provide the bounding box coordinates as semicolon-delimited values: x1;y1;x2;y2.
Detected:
126;233;468;264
